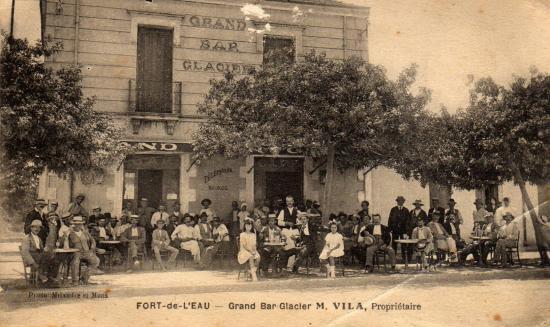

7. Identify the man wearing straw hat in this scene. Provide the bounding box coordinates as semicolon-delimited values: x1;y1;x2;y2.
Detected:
364;214;397;273
152;219;179;270
472;199;490;230
68;216;103;284
491;212;519;267
410;200;428;225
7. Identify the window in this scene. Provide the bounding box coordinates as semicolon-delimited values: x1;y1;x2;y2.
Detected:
136;26;173;113
263;35;295;65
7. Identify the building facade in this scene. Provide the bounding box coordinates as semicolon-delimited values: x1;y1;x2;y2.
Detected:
38;0;546;247
39;0;369;220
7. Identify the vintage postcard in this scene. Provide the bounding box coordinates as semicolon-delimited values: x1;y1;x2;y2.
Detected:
0;0;549;326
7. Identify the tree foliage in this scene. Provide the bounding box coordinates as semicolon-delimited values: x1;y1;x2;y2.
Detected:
0;36;131;216
193;52;430;173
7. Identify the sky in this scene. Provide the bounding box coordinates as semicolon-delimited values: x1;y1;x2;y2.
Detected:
1;0;550;113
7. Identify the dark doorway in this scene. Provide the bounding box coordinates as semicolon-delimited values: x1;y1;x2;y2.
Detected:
265;171;303;205
138;170;163;209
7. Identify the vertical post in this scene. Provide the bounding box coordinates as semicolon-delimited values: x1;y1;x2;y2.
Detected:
73;0;80;65
173;81;182;115
322;144;335;223
9;0;15;39
128;79;136;112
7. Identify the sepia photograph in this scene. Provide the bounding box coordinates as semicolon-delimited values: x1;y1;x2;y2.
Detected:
0;0;549;326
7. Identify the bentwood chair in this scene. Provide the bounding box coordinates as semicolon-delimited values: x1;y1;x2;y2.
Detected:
504;233;522;267
19;246;39;288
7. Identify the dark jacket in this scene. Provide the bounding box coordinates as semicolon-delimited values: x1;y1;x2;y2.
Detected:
443;221;461;239
388;206;412;235
365;224;392;246
428;207;445;224
410;208;429;225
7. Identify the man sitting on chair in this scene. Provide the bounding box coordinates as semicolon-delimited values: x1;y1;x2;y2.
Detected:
491;213;519;267
172;215;202;267
151;220;179;271
212;216;231;253
259;215;284;274
120;215;147;270
412;217;434;271
364;214;396;273
20;220;60;286
69;216;104;284
427;212;458;263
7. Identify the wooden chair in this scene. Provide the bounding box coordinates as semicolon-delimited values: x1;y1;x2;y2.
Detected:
19;246;38;288
213;242;234;269
504;233;522;267
151;249;171;270
372;249;388;272
126;243;147;270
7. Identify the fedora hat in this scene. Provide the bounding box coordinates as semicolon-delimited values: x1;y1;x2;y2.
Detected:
201;198;212;206
448;198;457;204
413;199;424;206
35;199;46;206
363;234;376;246
396;196;406;202
30;220;43;227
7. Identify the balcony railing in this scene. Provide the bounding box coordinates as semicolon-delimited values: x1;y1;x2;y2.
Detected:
128;79;182;115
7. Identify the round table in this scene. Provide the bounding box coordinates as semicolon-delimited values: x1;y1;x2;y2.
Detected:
470;236;492;241
394;239;419;270
54;248;79;285
263;242;286;275
99;240;121;245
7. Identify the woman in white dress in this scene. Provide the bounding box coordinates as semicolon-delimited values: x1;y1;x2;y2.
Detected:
238;218;261;281
319;222;344;278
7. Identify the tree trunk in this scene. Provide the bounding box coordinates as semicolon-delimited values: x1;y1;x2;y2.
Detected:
509;161;548;258
322;144;336;224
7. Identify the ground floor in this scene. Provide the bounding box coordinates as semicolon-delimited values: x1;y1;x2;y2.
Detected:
1;267;549;327
38;142;547;247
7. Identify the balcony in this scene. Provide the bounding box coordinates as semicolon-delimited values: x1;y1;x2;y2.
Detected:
127;79;182;135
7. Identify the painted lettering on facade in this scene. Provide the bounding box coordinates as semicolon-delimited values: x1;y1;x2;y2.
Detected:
200;39;239;52
203;168;233;184
186;15;247;31
120;142;192;152
182;60;255;74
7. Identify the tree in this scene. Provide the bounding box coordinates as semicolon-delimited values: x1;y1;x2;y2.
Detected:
193;51;430;215
406;71;550;263
0;36;131;223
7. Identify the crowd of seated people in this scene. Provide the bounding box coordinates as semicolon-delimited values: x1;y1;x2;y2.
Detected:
21;192;531;286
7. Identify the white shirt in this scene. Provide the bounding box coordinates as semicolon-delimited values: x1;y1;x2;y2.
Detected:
31;233;41;249
450;224;457;235
373;225;382;236
172;224;201;241
99;227;107;239
199;208;216;223
213;224;230;242
130;227;138;237
150;211;170;227
281;228;299;250
277;207;301;227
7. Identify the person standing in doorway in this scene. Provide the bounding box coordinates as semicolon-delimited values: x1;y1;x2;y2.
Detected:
277;195;300;228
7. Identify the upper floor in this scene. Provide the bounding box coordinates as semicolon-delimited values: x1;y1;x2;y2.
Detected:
44;0;369;140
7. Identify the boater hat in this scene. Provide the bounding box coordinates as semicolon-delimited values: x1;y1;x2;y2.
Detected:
72;216;85;224
413;200;424;206
201;198;212;206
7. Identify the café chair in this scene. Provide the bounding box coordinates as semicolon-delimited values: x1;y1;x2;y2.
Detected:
19;246;39;288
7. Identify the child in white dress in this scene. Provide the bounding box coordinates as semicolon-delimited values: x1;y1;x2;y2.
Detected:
237;218;261;281
319;222;344;278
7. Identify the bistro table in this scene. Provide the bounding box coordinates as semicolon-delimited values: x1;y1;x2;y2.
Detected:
470;236;492;266
99;240;122;269
263;241;286;275
394;239;419;272
54;248;79;286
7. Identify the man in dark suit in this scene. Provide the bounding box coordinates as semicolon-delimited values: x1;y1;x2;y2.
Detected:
24;199;48;244
410;200;429;225
364;214;396;273
20;220;60;285
292;213;320;273
443;213;465;249
388;195;413;261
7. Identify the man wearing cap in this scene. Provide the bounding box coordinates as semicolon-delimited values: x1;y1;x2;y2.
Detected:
277;195;301;228
364;214;396;273
428;198;446;224
69;216;103;282
151;219;179;270
21;220;61;285
492;213;519;267
68;194;88;218
151;204;170;229
120;215;147;269
494;197;516;227
473;199;490;230
410;200;429;225
171;215;202;266
445;198;463;225
388;196;413;262
24;199;49;244
199;198;216;223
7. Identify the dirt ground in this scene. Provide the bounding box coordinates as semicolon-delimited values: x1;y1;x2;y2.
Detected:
1;270;549;327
